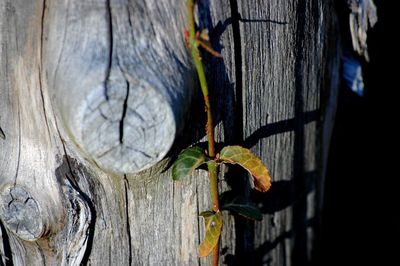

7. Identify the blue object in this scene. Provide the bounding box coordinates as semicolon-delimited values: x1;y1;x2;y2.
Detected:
342;52;364;97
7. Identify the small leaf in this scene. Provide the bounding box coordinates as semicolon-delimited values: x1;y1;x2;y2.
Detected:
172;146;207;181
220;191;262;221
199;211;223;257
219;146;272;192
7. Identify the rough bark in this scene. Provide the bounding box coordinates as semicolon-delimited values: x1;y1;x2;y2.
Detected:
0;0;340;265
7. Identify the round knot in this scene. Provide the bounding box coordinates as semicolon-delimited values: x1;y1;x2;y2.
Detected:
0;186;46;241
79;78;176;174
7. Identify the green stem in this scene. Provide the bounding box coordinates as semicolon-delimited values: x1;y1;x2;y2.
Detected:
187;0;215;158
187;0;219;210
187;0;220;265
207;160;219;212
208;160;219;265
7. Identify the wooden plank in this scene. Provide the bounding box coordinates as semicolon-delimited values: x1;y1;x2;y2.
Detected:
236;0;340;265
237;1;297;263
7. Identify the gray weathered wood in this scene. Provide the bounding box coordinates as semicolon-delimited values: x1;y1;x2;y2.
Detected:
348;0;377;61
0;0;340;265
45;0;193;174
0;186;46;241
236;0;340;264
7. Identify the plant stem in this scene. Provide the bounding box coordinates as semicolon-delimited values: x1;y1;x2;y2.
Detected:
207;160;219;211
187;0;220;265
208;159;220;265
187;0;219;211
187;0;215;158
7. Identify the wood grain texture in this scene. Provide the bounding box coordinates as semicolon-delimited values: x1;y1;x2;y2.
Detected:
236;0;340;265
46;0;192;174
0;0;340;265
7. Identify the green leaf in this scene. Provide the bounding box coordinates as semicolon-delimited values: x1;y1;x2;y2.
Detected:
220;191;262;221
172;146;207;181
219;145;272;192
199;211;223;257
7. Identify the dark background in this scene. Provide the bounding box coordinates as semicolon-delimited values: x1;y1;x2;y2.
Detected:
319;1;399;265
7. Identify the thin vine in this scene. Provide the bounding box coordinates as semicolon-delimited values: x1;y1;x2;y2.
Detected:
172;1;272;265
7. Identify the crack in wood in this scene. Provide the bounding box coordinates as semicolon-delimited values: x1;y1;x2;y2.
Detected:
0;220;13;266
38;70;51;139
46;29;98;264
104;0;113;101
96;143;120;159
0;127;5;140
13;105;21;185
49;65;97;264
125;147;153;160
123;175;132;265
119;81;130;144
58;162;96;266
38;0;51;139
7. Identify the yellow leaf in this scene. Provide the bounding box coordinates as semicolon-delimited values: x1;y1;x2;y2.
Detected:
219;146;272;192
198;211;223;257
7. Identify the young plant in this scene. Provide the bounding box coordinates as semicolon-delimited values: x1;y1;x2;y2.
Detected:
172;0;272;265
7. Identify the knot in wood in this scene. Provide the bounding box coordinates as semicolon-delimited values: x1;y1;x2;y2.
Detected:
80;78;176;174
0;186;46;241
45;1;191;174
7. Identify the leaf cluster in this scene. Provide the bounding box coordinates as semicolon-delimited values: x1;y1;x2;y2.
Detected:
172;145;271;256
173;145;271;192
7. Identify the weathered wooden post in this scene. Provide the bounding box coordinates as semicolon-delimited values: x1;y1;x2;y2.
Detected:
1;0;340;265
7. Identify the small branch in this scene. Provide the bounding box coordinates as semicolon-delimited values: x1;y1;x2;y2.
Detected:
187;0;215;158
187;0;220;265
207;160;219;212
212;243;219;266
